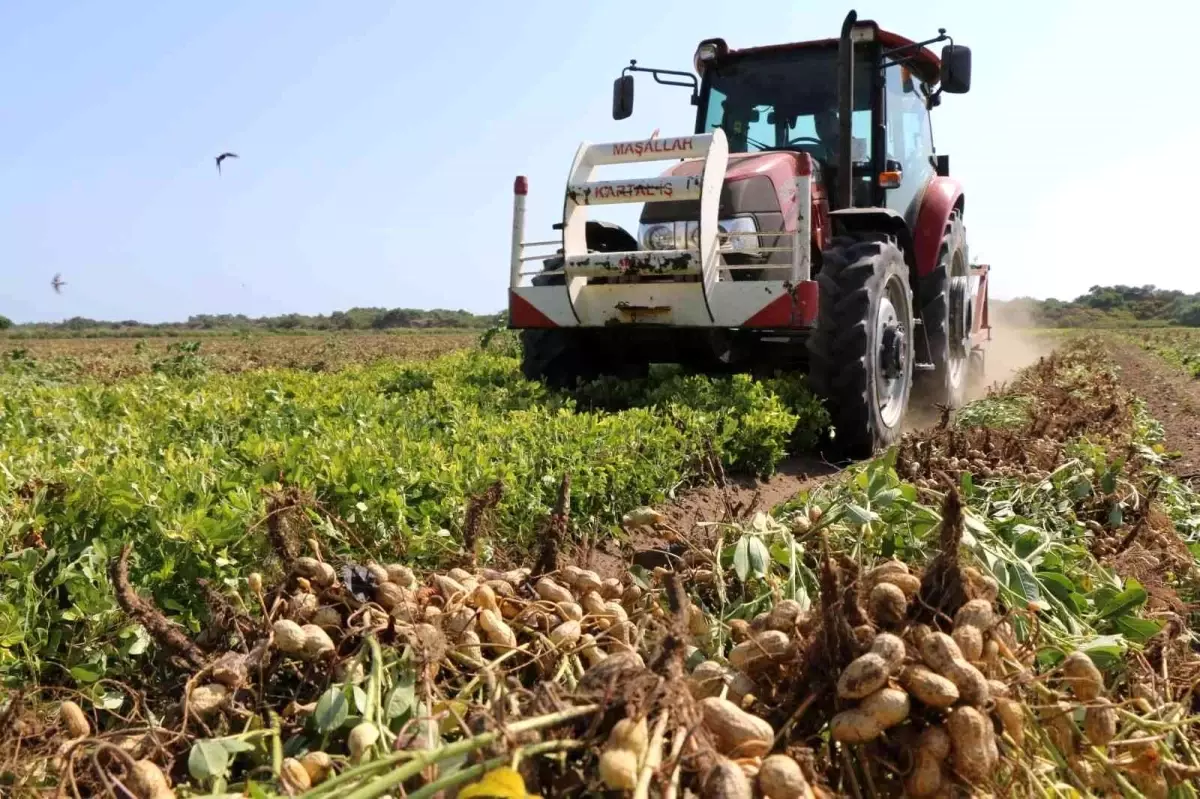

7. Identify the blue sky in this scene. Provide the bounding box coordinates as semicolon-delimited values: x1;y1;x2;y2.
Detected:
2;1;1197;324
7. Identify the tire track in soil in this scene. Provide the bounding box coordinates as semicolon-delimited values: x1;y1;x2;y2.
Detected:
1107;340;1200;479
583;455;839;578
583;326;1056;577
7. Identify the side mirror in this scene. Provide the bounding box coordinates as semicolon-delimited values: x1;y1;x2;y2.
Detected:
940;44;971;94
613;75;634;120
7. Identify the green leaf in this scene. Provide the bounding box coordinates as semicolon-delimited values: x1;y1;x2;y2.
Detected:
1066;592;1090;615
219;738;255;755
458;766;541;798
314;687;349;733
1014;529;1042;559
844;503;879;526
69;665;102;683
1114;616;1163;643
1107;503;1124;528
747;537;770;579
188;739;230;783
628;565;653;592
90;688;126;711
352;685;370;715
385;668;417;720
1078;635;1127;669
1006;562;1047;610
126;624;151;656
1091;585;1120;611
1095;579;1147;621
733;536;751;582
866;466;890;497
874;488;903;508
1036;572;1077;605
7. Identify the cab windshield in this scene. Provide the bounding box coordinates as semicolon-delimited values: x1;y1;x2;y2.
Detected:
697;46;874;165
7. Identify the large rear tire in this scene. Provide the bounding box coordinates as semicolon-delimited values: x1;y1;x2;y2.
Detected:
915;209;970;408
807;235;916;460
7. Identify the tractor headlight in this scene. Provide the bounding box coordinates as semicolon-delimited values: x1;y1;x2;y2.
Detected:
642;224;676;251
718;217;759;252
679;218;759;253
639;218;760;252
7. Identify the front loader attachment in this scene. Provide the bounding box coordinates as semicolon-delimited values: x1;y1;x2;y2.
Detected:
509;128;818;331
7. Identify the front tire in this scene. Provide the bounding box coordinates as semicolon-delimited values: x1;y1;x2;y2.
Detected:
807;236;916;459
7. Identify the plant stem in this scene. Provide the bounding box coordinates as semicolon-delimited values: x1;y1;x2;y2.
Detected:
364;635;383;727
301;703;598;799
633;712;669;799
404;740;583;799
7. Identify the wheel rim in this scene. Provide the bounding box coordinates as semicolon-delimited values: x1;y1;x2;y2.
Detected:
874;274;911;429
946;253;971;389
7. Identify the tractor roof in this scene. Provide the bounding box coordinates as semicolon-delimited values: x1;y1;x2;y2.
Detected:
716;24;942;86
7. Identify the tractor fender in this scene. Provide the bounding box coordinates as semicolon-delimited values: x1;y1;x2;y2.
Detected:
912;177;965;278
828;207;915;269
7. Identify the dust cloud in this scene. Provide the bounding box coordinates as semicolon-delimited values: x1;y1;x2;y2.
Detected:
969;304;1057;400
902;307;1056;433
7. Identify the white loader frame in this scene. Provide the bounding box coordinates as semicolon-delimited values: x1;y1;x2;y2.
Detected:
509;128;817;329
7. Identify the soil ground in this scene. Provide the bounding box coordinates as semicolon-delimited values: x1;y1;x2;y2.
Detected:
1107;340;1200;480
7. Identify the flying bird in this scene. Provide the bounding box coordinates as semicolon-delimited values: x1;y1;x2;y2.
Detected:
215;152;238;174
51;273;66;294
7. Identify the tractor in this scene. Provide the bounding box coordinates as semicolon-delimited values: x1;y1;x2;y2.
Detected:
507;10;991;459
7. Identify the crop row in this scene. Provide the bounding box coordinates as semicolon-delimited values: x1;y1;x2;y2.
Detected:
1123;328;1200;377
0;348;828;686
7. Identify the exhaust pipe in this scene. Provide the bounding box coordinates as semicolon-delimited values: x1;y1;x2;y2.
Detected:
837;10;857;210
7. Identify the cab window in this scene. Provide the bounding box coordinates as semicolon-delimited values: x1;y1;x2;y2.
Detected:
884;62;935;218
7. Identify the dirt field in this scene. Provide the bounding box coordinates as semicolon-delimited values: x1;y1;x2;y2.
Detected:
1107;340;1200;480
1;331;477;379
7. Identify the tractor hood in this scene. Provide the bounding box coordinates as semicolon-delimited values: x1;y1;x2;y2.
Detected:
660;150;805;183
638;150;811;230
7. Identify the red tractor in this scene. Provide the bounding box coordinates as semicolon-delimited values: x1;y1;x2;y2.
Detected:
507;10;990;458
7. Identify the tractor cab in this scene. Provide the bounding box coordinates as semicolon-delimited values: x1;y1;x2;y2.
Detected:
616;19;971;257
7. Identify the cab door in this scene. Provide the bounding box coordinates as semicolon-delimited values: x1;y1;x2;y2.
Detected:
883;63;936;229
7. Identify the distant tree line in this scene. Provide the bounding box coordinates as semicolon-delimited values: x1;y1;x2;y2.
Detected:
6;285;1200;337
993;285;1200;328
1;307;505;337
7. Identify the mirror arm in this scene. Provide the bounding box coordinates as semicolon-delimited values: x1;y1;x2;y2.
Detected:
881;29;952;65
622;60;700;104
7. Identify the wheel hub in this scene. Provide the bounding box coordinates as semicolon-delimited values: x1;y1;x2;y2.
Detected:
873;283;911;431
880;323;906;379
949;275;972;356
